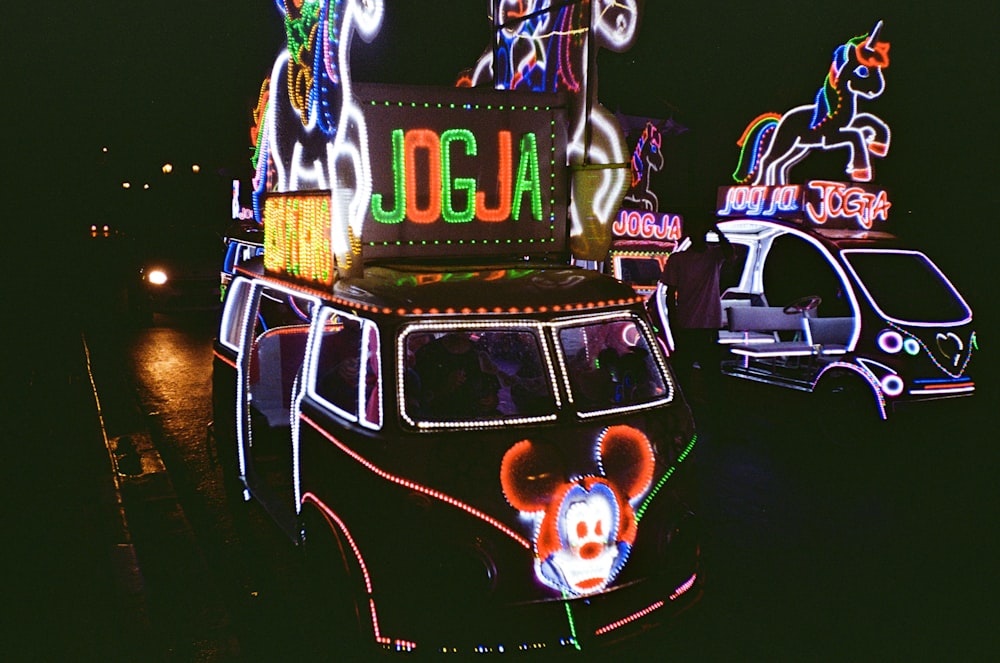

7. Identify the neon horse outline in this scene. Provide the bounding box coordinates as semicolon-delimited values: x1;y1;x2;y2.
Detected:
458;0;641;260
623;122;664;212
257;0;384;275
732;21;891;185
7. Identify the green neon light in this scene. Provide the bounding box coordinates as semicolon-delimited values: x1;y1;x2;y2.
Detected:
562;593;582;651
440;129;477;223
371;129;406;223
512;133;542;221
634;434;698;523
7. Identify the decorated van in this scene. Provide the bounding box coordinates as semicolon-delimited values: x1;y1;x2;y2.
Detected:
213;2;699;654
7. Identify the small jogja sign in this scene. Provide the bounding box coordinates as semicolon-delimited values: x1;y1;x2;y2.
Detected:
716;180;891;230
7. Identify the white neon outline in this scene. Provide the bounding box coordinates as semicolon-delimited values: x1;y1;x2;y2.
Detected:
463;1;640;259
840;248;973;327
232;278;265;486
396;320;561;430
234;280;322;508
881;374;905;397
263;1;384;275
304;307;384;429
908;385;975;396
749;22;891;185
877;329;903;354
812;360;887;420
883;320;974;380
327;0;384;264
219;276;254;352
715;219;863;349
266;50;328;192
729;345;814;358
549;310;675;416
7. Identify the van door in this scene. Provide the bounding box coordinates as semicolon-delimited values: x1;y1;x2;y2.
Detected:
239;282;318;535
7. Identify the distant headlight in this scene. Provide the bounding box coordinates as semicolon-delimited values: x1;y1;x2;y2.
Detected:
147;269;169;285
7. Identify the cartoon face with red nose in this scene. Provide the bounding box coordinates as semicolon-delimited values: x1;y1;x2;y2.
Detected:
500;425;655;596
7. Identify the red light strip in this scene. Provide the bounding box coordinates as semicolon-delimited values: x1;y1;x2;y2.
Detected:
918;381;974;391
213;350;237;369
301;492;417;652
301;414;531;550
593;573;698;636
593;601;664;636
238;266;642;317
669;573;698;600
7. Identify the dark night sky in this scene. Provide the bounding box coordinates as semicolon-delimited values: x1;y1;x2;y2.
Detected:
6;1;997;325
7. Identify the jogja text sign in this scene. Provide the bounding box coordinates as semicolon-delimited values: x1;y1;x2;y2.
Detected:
357;83;569;261
717;180;891;230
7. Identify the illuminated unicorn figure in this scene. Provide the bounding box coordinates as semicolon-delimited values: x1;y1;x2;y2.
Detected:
733;21;891;185
458;0;641;260
261;0;384;275
623;122;664;212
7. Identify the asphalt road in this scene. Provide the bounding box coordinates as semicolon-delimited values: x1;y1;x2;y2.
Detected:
5;259;995;661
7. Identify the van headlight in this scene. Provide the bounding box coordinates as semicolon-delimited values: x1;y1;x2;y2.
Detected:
147;269;169;286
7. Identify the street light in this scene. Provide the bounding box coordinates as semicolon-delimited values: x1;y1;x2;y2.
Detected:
162;163;173;174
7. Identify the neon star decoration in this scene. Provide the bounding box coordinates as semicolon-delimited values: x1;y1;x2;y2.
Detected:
500;425;655;597
732;20;891;185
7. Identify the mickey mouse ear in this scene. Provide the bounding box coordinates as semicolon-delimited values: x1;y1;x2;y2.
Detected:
500;440;565;512
598;425;655;499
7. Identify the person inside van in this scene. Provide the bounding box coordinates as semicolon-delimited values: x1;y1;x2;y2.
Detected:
414;333;500;419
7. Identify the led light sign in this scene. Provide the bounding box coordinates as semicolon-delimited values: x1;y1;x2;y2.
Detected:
263;192;334;286
355;83;568;262
500;425;655;597
612;210;683;242
717;184;802;218
732;21;891;186
370;129;542;225
717;181;891;230
805;180;891;229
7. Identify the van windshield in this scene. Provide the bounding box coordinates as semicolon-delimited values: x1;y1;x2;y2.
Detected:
556;316;670;414
402;327;557;426
842;250;971;324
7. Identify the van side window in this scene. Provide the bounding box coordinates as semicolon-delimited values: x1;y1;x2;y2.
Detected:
247;287;313;428
312;310;381;427
220;278;253;350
